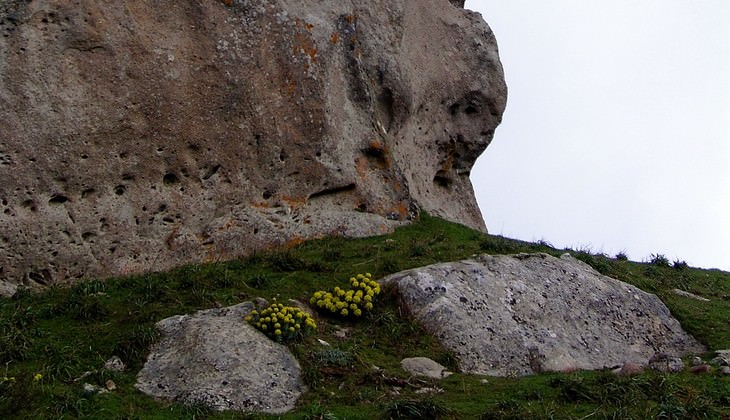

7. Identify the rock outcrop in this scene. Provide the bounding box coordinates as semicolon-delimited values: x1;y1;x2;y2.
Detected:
383;253;705;376
136;302;305;413
0;0;506;290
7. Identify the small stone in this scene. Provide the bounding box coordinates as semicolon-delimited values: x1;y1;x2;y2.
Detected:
617;362;644;376
400;357;452;379
671;289;710;302
104;356;126;372
332;326;352;340
316;339;330;346
105;380;117;391
0;281;18;298
415;387;444;394
689;364;711;374
719;366;730;376
83;383;107;394
710;350;730;366
710;356;730;367
691;356;703;366
648;353;684;373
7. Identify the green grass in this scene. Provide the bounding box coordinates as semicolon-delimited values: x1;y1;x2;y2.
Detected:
1;212;728;418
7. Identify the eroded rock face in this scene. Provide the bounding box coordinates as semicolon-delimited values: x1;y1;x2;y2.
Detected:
383;253;705;376
0;0;506;290
136;302;305;413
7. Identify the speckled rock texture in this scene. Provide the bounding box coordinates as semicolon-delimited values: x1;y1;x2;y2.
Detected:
135;302;304;413
0;0;506;291
383;253;705;377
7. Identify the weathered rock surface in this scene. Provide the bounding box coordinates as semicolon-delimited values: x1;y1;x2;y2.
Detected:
136;302;304;413
383;253;705;376
401;357;453;379
0;0;506;290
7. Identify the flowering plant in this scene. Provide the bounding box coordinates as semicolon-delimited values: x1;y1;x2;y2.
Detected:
309;273;381;318
245;300;317;343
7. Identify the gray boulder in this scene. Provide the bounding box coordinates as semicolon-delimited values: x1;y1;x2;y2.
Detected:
136;302;304;413
0;0;506;289
383;253;705;376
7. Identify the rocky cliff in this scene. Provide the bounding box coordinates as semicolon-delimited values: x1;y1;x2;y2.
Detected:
0;0;506;290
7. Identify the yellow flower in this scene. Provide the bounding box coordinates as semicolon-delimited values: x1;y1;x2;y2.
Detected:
353;296;361;303
366;272;372;278
364;295;372;302
350;303;358;310
289;327;295;333
354;308;362;316
275;329;282;335
261;324;267;330
244;315;252;322
33;373;43;382
365;302;373;310
295;323;301;329
340;308;348;316
274;323;281;329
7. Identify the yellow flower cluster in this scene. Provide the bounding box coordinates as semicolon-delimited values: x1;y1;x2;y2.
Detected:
309;273;381;318
245;300;317;343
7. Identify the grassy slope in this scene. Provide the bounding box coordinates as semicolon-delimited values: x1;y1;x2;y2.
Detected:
1;213;728;419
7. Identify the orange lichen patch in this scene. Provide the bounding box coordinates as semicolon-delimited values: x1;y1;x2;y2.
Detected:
363;138;391;169
355;156;369;180
286;78;297;96
390;201;410;220
304;45;317;62
218;219;238;231
291;19;318;64
284;235;306;248
165;226;180;251
367;138;386;155
345;14;356;25
222;0;233;6
280;194;307;208
330;32;339;44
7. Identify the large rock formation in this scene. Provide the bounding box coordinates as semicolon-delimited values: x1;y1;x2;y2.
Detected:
383;253;705;376
0;0;506;290
136;302;305;413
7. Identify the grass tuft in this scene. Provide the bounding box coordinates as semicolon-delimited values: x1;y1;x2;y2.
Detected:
0;212;727;418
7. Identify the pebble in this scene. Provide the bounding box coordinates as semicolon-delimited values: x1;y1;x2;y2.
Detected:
616;362;644;376
689;364;711;374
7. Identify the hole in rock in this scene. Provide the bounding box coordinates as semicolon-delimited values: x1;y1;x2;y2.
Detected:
262;190;273;200
81;188;95;199
464;105;478;115
163;173;179;185
433;171;452;189
114;185;126;195
21;199;37;212
49;194;69;204
448;103;459;115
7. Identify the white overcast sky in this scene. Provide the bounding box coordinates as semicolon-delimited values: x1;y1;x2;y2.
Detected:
466;0;730;271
